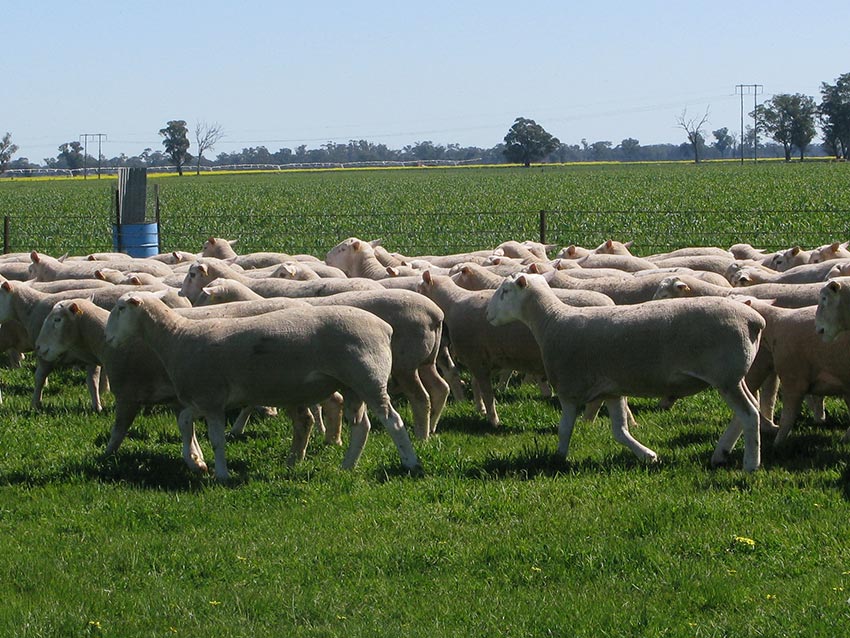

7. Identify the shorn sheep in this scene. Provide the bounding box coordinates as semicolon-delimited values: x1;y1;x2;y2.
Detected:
486;273;766;470
104;293;421;481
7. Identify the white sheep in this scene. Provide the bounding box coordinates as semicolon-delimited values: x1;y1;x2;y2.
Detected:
809;241;850;264
485;273;765;470
104;293;421;481
815;279;850;341
28;250;172;281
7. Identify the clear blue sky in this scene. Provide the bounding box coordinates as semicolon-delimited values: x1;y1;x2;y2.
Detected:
3;0;847;162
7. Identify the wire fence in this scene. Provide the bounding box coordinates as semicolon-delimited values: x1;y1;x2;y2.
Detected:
4;208;849;260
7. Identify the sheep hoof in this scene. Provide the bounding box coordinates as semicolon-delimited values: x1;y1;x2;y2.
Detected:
406;463;425;478
711;449;731;468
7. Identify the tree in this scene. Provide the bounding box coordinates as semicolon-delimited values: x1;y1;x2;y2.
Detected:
0;132;19;174
159;120;191;176
712;127;735;158
676;108;710;163
194;121;224;175
754;93;817;161
57;141;86;171
502;117;560;167
619;138;641;161
819;73;850;160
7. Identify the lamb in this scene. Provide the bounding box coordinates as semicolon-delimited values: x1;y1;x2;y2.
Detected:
809;241;850;264
730;260;850;286
0;281;189;410
104;293;421;481
29;251;172;281
654;275;826;308
260;289;449;440
542;271;685;305
201;237;319;268
742;297;850;444
815;279;850;341
769;246;813;271
272;261;347;280
179;259;382;305
325;237;420;279
574;253;657;272
485;273;765;470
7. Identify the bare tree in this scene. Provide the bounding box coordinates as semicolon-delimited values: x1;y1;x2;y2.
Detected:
194;121;224;175
676;107;710;163
0;132;19;174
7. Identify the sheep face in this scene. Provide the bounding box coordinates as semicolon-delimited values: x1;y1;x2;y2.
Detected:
34;301;81;362
180;263;212;304
653;276;691;300
486;275;533;326
0;281;17;322
105;295;145;347
815;280;847;342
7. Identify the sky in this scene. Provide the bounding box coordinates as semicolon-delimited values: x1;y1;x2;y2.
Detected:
3;0;848;163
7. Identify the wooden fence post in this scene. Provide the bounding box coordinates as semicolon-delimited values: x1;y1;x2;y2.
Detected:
3;215;9;254
539;210;547;245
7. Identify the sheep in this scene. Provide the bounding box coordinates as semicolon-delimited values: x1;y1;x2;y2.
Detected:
94;268;169;287
179;259;382;305
650;254;747;278
104;293;421;481
815;279;850;341
272;261;347;280
741;297;850;444
809;241;850;264
0;281;188;410
485;273;765;470
201;236;319;268
654;275;826;308
325;237;420;279
542;271;684;305
201;288;450;440
731;260;850;286
646;246;734;260
416;271;548;427
556;245;592;260
574;253;657;272
28;251;173;281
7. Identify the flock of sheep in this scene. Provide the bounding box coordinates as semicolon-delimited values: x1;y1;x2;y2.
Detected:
2;234;850;481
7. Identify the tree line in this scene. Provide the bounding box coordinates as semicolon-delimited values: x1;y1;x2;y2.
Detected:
2;72;848;175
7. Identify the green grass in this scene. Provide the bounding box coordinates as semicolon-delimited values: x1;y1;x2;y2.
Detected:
1;162;850;636
1;363;849;637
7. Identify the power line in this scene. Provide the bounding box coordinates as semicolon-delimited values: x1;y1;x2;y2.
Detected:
79;133;107;179
735;84;763;163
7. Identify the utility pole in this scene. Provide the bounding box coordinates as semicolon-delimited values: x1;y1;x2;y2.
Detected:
79;133;107;179
735;85;762;163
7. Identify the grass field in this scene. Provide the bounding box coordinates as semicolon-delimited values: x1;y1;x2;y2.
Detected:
1;162;849;637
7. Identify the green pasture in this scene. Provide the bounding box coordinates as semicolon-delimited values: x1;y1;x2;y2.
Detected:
1;162;849;636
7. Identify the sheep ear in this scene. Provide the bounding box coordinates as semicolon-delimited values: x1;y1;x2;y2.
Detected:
567;246;576;257
528;263;540;274
369;238;382;247
826;280;842;293
94;269;105;280
198;264;209;276
461;266;471;275
128;275;143;285
790;246;801;255
1;281;12;292
386;266;399;277
676;282;691;293
58;253;68;263
515;274;529;288
352;240;362;251
492;247;505;257
30;251;40;263
605;239;614;249
281;263;297;277
126;295;142;307
422;270;432;284
69;301;83;315
228;239;238;247
206;237;216;244
831;242;841;251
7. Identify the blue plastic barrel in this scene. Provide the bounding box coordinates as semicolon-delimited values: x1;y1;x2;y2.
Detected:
112;222;159;258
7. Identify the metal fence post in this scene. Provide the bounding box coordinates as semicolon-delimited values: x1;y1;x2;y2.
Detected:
539;210;547;245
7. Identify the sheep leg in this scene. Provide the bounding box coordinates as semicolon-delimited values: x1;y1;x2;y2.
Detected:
287;405;315;466
103;400;142;456
321;392;344;446
228;407;253;438
470;378;486;414
472;373;500;426
437;346;466;402
556;399;579;459
582;398;602;422
31;358;55;409
606;396;658;462
806;395;826;423
85;364;103;413
774;391;805;447
713;381;761;471
309;404;326;438
204;412;230;482
177;407;207;473
341;400;371;470
757;372;780;426
842;395;850;443
393;369;431;440
418;363;449;436
367;394;421;472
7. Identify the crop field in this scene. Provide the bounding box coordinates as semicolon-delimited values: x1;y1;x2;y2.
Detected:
1;162;850;637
